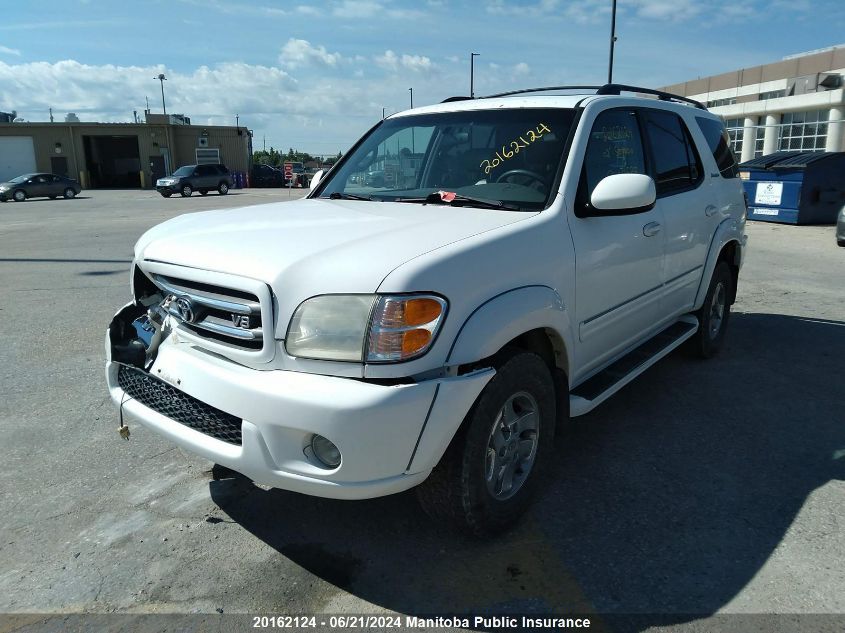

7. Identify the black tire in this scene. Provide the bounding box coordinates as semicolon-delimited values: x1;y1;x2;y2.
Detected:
199;189;208;196
160;192;172;198
180;185;193;197
63;188;76;199
218;182;229;195
12;189;26;202
416;350;555;536
838;239;845;248
687;261;733;358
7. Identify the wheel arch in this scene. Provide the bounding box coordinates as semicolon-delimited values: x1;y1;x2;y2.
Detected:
694;219;743;311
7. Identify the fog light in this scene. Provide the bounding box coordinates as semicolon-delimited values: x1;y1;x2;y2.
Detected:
311;434;341;468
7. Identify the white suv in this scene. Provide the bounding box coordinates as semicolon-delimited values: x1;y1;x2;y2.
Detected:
106;84;747;535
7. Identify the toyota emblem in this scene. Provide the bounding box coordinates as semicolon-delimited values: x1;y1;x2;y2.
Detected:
175;297;195;323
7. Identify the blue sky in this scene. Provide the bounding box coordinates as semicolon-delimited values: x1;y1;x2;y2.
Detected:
0;0;842;155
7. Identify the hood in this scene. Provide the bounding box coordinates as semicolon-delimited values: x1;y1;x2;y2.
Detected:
135;198;534;334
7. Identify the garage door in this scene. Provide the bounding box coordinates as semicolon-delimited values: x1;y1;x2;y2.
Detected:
0;136;37;182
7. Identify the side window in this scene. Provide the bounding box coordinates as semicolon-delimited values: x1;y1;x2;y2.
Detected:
583;109;647;196
695;116;739;178
644;110;703;195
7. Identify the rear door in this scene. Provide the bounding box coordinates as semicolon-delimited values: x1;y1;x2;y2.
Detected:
642;108;710;317
568;108;666;373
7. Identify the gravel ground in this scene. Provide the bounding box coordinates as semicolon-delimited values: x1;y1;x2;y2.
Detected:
0;190;842;632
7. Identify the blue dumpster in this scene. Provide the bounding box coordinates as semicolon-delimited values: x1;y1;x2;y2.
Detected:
739;151;845;224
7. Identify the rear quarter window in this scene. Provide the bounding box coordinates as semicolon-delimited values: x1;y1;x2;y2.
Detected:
696;116;739;178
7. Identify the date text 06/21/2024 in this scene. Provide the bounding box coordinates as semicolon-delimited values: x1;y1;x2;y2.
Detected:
251;615;592;629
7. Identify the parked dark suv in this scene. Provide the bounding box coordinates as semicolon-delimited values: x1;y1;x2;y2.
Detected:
156;164;232;197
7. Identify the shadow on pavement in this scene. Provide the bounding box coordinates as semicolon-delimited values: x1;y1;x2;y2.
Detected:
210;312;844;630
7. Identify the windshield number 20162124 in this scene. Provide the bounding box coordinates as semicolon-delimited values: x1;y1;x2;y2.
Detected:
480;123;551;175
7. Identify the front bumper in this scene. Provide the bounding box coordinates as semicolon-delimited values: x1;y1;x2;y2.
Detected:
156;184;180;195
105;334;492;499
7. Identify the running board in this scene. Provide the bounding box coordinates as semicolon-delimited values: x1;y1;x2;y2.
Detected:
569;315;698;417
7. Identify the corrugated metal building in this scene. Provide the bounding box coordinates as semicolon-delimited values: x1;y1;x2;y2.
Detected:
0;112;252;188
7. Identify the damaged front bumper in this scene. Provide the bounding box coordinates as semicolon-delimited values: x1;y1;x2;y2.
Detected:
105;301;493;500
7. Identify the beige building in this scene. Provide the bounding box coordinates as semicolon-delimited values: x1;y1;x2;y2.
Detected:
0;112;252;188
660;45;845;162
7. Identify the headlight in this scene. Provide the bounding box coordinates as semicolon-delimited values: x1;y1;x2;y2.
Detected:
0;186;9;192
285;294;447;363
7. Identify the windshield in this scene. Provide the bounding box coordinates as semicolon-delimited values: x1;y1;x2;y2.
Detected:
319;108;575;211
172;166;194;177
9;175;30;183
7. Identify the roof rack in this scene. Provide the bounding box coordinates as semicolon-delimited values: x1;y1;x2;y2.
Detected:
597;84;706;109
441;83;706;110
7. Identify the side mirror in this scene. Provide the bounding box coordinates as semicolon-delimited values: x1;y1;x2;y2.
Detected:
590;173;656;213
309;169;324;190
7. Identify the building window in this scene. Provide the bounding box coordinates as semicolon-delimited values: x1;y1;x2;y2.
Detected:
706;97;737;108
759;89;786;100
779;110;828;152
754;116;766;157
723;117;744;156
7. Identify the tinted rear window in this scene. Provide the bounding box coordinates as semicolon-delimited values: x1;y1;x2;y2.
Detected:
696;116;739;178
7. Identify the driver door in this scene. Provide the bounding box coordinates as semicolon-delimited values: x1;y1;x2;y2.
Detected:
568;108;666;376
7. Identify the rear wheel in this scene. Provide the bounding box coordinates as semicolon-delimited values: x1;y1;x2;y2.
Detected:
416;350;555;536
12;189;26;202
687;261;733;358
218;182;229;195
180;185;192;197
63;188;76;199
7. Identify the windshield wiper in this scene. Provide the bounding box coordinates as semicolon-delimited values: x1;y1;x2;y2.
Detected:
327;192;375;201
394;192;521;211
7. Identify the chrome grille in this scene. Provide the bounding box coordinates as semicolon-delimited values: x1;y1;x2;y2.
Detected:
152;274;264;351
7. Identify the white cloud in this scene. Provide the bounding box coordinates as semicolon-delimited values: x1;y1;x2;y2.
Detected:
374;50;435;73
279;38;343;68
513;62;530;75
325;0;425;19
295;5;321;15
0;45;20;56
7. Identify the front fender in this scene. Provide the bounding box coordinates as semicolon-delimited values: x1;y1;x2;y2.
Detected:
693;217;747;310
446;285;573;370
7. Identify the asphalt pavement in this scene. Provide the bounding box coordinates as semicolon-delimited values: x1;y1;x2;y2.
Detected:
0;189;843;632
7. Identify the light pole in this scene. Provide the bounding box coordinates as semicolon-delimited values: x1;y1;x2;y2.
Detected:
156;73;167;115
408;88;415;154
470;52;480;98
607;0;618;83
236;113;239;127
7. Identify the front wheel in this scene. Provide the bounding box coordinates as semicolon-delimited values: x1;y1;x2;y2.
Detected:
12;190;26;202
180;185;192;197
687;261;733;358
416;350;555;536
218;182;229;195
63;188;76;199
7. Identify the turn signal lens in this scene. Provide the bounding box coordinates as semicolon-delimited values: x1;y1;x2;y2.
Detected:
405;298;443;326
367;295;446;362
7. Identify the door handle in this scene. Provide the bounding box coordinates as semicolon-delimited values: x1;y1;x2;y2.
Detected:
705;204;718;217
642;222;661;237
